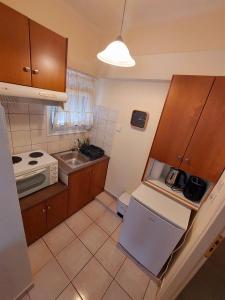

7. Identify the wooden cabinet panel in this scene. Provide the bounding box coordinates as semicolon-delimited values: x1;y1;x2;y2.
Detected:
180;77;225;182
150;75;215;167
29;20;67;92
91;159;109;198
22;202;46;245
0;3;31;86
68;167;92;216
46;191;68;230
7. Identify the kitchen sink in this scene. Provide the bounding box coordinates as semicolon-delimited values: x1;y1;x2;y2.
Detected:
56;150;90;169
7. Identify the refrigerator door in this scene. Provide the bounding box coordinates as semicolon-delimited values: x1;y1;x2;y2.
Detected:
0;104;32;300
119;198;185;276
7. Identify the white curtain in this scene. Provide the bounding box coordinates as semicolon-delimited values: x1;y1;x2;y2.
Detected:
49;69;95;132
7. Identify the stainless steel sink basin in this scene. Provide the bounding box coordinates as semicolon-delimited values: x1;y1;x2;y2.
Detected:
56;150;90;169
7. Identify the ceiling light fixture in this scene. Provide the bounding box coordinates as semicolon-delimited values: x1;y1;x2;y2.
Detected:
97;0;135;67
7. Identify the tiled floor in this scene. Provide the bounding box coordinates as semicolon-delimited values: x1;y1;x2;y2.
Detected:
22;192;154;300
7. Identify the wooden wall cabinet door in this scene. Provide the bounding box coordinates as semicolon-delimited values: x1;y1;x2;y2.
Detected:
22;202;46;245
150;75;215;167
46;191;68;230
0;3;31;86
91;159;109;199
68;167;92;216
180;77;225;182
29;20;67;92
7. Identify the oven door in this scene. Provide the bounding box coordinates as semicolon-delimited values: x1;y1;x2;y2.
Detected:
16;168;50;199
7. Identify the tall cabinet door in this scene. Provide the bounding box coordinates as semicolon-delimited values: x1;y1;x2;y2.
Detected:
150;75;215;167
180;77;225;182
29;20;67;92
0;3;31;85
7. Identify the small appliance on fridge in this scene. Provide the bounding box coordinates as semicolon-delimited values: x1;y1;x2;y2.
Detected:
119;184;191;276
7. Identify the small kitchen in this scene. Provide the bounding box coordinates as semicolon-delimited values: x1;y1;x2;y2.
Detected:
1;1;225;300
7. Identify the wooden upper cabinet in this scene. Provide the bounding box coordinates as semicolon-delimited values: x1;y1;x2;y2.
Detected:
29;20;67;92
0;3;31;86
150;75;215;167
180;77;225;182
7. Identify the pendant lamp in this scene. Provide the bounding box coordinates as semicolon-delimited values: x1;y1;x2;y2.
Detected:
97;0;135;67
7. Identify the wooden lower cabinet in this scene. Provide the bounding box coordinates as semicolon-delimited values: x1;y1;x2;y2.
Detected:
68;158;109;216
91;159;109;198
21;189;68;245
46;190;68;230
68;166;93;216
22;202;46;245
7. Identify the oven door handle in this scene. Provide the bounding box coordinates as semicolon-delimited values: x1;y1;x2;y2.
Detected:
16;168;47;181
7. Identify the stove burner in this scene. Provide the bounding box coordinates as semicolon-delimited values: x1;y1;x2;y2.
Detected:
28;160;38;165
29;152;44;158
12;156;22;164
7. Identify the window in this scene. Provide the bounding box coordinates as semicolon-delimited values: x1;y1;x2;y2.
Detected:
48;69;95;135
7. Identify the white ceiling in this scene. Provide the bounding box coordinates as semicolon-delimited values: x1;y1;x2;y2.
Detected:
64;0;225;31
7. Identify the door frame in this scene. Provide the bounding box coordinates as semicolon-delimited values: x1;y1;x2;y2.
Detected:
155;171;225;300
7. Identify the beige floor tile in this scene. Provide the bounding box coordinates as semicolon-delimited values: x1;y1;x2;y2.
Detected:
28;239;53;275
95;238;126;277
43;223;76;256
103;280;131;300
111;223;122;243
116;258;150;300
29;258;69;300
79;223;108;254
96;210;121;235
144;280;159;300
96;191;115;207
72;257;112;300
82;199;106;220
56;284;82;300
56;238;92;280
66;210;93;235
109;201;118;213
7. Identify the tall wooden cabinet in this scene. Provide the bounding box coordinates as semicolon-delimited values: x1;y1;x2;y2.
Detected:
149;75;225;182
150;75;215;168
0;3;67;92
180;77;225;182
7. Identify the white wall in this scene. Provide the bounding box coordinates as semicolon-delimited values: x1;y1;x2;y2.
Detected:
96;79;169;197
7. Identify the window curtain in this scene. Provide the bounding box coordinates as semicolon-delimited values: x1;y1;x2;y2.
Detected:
49;69;94;132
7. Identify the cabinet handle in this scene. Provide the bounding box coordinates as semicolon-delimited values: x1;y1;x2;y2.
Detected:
23;66;31;72
184;158;190;163
32;69;39;74
42;208;46;213
177;155;183;161
47;206;51;210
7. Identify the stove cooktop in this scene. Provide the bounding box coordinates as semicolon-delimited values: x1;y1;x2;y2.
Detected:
12;150;57;176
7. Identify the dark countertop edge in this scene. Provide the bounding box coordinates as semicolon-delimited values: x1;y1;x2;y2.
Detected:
54;154;110;175
20;181;68;211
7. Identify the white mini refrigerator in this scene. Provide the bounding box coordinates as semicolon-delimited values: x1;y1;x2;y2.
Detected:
119;184;191;276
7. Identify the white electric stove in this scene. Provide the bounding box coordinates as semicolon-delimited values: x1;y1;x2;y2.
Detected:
12;150;58;198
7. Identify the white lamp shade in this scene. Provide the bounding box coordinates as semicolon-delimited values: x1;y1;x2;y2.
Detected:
97;39;135;67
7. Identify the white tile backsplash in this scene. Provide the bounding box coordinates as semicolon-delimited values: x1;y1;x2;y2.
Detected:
2;101;90;155
90;105;118;156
